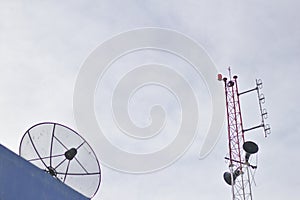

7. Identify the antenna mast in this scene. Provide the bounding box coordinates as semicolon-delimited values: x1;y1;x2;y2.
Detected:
220;68;270;200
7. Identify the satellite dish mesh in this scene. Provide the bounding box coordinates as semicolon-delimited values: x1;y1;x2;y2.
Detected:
19;122;101;198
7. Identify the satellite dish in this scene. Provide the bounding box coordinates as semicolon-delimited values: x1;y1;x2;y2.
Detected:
227;80;235;87
243;141;259;162
223;168;241;186
19;122;101;198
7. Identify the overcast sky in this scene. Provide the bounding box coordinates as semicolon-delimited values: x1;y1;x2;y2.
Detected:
1;0;300;199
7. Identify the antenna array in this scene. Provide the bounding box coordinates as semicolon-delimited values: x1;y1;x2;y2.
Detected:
220;69;270;200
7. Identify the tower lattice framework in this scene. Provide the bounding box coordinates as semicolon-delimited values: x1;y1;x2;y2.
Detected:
220;68;270;200
223;75;253;200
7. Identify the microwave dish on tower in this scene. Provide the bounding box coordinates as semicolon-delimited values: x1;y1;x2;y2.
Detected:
220;68;270;200
19;122;101;198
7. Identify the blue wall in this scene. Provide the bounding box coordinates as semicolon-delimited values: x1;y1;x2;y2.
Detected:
0;144;90;200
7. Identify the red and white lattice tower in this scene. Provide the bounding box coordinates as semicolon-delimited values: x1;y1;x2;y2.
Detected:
220;68;270;200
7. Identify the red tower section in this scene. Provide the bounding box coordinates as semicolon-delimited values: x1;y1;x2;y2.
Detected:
224;75;244;167
221;69;270;200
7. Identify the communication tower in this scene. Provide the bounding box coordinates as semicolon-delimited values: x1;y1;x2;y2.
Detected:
219;68;270;200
